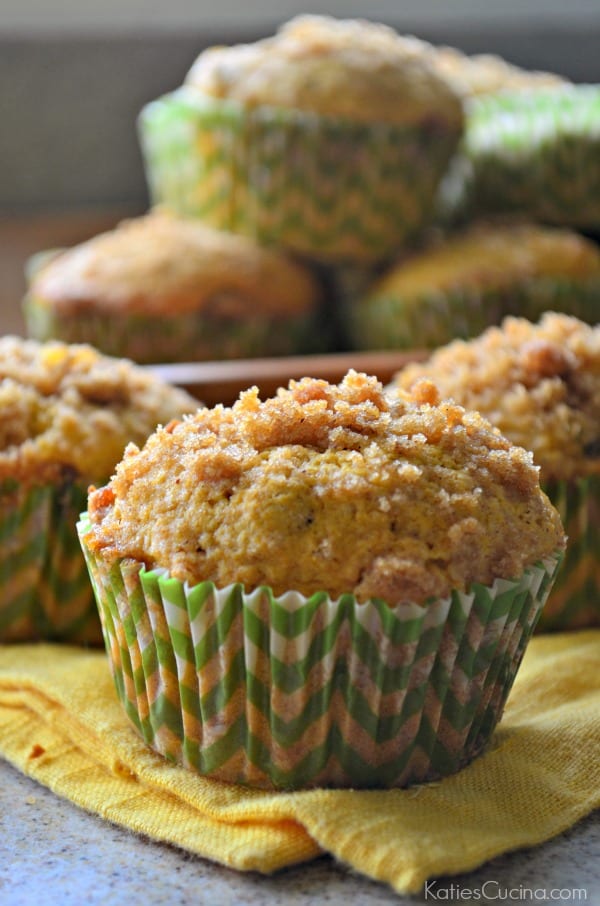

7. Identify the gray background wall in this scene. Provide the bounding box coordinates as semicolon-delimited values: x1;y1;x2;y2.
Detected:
2;1;600;213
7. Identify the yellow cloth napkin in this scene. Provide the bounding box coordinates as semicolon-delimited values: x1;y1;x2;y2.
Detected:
0;630;598;895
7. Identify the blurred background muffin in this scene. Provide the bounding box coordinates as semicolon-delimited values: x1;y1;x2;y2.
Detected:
80;371;563;789
138;15;464;263
23;210;322;364
0;336;198;643
404;36;567;99
344;223;600;351
389;312;600;631
445;84;600;230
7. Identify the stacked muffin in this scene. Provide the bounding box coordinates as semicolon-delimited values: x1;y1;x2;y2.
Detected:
24;210;321;364
445;85;600;231
138;14;598;353
24;15;598;358
346;223;600;350
139;15;464;265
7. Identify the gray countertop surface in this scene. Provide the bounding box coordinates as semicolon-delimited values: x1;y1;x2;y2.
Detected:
1;758;598;906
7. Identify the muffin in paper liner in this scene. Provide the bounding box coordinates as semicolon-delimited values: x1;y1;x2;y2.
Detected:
346;284;504;352
346;275;600;352
0;480;102;644
388;313;600;633
0;336;199;643
538;477;600;632
22;212;324;364
23;297;318;365
138;88;462;264
79;516;561;790
344;223;600;351
450;85;600;228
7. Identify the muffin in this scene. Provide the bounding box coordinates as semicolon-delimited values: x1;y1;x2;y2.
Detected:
405;39;566;99
79;371;563;790
138;15;464;263
23;211;322;364
448;85;600;229
0;337;198;643
345;223;600;351
391;313;600;631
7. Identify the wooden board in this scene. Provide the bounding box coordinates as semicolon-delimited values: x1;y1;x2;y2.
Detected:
148;349;427;407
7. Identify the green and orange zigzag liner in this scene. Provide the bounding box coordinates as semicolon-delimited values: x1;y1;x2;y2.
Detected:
452;86;600;228
0;481;102;644
23;294;317;365
347;273;600;351
539;476;600;632
79;513;561;790
138;88;461;263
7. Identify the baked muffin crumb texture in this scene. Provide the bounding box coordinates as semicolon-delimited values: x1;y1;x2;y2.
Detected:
87;370;564;606
0;336;198;484
392;313;600;481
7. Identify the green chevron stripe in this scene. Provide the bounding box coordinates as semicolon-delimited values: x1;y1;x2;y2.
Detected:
449;85;600;228
138;88;461;263
537;476;600;631
464;593;538;752
347;274;600;352
24;294;317;363
80;512;560;789
0;483;103;643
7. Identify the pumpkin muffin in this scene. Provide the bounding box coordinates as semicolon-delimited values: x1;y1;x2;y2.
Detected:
138;15;464;262
0;336;198;643
391;313;600;630
24;210;322;364
448;85;600;229
405;38;566;99
346;223;600;350
79;371;563;790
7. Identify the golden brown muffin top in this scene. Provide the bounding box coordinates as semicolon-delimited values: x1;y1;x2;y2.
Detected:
185;15;463;128
0;337;198;485
403;38;566;99
368;223;600;299
28;211;320;318
85;371;563;606
392;313;600;482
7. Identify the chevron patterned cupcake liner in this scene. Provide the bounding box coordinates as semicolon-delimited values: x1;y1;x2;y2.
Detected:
79;517;561;790
0;481;102;643
538;476;600;632
23;294;318;364
346;274;600;351
138;88;461;263
452;86;600;228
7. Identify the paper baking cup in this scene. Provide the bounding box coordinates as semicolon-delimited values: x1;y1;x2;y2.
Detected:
0;481;102;643
138;88;462;264
455;85;600;228
346;274;600;351
537;477;600;632
78;519;560;790
346;286;505;351
23;294;317;365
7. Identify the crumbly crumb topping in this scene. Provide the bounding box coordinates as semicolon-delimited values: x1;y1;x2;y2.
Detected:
391;313;600;480
401;37;566;98
185;15;463;128
86;370;564;604
0;336;198;484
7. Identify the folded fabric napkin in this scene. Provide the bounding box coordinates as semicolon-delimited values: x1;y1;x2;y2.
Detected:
0;630;598;895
